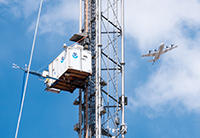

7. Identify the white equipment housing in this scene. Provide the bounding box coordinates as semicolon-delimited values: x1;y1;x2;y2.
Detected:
45;44;92;93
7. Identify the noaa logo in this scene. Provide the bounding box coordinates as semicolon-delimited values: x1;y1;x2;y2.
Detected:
61;56;65;63
72;52;78;59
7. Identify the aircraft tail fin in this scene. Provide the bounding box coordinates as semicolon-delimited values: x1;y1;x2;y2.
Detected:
147;59;154;62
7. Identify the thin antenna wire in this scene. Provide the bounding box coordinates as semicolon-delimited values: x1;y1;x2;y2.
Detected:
14;0;43;137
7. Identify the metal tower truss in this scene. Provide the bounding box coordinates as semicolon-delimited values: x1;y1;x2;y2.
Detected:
78;0;126;137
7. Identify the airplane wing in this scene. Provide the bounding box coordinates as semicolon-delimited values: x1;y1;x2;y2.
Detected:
161;45;178;54
141;52;156;57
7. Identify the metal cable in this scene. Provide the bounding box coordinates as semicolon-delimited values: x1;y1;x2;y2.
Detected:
14;0;43;137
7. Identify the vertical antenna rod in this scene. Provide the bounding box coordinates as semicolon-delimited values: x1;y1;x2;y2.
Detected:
98;0;102;137
95;0;99;137
121;0;125;137
85;0;88;33
14;0;43;138
79;0;82;33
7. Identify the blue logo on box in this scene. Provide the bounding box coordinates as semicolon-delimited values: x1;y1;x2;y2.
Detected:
72;52;78;59
61;56;65;63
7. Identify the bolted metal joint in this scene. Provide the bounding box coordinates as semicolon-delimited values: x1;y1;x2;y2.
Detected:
114;117;120;126
100;106;106;115
120;124;127;135
119;95;128;105
98;44;102;47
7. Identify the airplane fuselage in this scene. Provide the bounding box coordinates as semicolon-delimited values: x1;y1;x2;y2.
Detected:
153;44;164;62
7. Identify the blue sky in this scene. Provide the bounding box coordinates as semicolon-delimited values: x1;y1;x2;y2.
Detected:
1;0;200;138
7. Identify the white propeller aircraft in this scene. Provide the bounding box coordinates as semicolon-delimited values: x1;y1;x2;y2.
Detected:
141;43;178;64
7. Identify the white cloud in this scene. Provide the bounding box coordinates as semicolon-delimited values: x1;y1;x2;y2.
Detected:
19;0;41;18
126;0;200;115
1;0;79;35
130;46;200;116
0;0;41;18
125;0;200;51
38;0;79;35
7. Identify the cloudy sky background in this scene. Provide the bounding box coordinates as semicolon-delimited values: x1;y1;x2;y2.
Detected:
127;0;200;115
1;0;200;138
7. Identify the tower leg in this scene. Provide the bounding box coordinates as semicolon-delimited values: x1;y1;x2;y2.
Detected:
85;84;88;138
79;89;82;138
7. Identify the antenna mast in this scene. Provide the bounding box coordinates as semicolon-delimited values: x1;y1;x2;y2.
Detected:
80;0;127;137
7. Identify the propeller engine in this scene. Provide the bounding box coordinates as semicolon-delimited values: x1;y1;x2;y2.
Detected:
148;50;152;54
